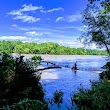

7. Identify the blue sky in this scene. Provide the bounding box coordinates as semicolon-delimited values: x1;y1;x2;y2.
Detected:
0;0;89;48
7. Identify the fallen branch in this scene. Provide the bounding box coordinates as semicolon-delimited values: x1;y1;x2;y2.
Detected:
42;61;56;65
36;66;61;72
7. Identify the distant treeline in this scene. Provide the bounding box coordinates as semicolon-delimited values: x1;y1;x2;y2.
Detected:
0;40;107;55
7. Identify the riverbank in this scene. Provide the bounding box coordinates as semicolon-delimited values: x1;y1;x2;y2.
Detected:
0;41;107;55
17;53;107;56
12;53;107;58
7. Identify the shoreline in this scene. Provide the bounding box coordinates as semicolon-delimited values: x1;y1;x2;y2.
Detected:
11;53;108;61
11;53;108;60
12;53;107;57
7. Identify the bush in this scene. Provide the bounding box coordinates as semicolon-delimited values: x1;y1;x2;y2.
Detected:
3;98;48;110
100;62;110;79
47;90;64;110
0;53;46;108
73;81;110;110
31;55;42;61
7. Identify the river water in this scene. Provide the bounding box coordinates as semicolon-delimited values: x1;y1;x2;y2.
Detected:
13;54;108;109
38;55;108;109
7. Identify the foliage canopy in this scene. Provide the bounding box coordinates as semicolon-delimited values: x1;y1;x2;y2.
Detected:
0;53;47;109
82;0;110;55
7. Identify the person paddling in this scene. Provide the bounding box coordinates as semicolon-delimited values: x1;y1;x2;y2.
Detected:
72;62;77;70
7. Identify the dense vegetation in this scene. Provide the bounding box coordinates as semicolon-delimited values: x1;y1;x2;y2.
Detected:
0;53;47;109
0;40;107;55
73;81;110;110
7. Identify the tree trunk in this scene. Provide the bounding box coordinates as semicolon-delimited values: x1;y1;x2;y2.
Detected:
103;41;110;55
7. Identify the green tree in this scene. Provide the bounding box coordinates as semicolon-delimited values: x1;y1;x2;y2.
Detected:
0;54;46;108
82;0;110;55
0;40;107;55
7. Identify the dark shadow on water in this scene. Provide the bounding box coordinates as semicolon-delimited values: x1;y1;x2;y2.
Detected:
72;69;77;74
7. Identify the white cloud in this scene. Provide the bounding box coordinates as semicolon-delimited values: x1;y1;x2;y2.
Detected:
0;36;40;42
40;10;46;13
8;4;43;14
67;14;82;22
0;36;27;40
40;7;64;13
11;24;18;28
20;4;43;12
8;4;64;23
55;39;84;48
13;15;40;23
47;7;64;12
55;17;64;22
57;25;88;32
26;31;43;36
55;14;82;23
8;10;22;16
8;4;41;23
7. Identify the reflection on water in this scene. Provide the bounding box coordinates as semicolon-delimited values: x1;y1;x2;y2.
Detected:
39;55;108;109
41;71;58;79
17;54;108;109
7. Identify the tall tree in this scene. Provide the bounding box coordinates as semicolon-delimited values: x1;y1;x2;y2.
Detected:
82;0;110;55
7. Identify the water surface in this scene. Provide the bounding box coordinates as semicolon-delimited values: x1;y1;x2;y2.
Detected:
38;55;107;109
14;54;107;109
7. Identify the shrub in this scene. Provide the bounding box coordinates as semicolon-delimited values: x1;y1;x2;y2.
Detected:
100;62;110;79
73;81;110;110
31;55;42;61
0;53;46;108
3;98;48;110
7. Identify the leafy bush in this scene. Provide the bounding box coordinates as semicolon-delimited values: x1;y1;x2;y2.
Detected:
0;53;46;108
3;98;48;110
100;62;110;79
31;55;42;61
73;81;110;110
53;90;64;106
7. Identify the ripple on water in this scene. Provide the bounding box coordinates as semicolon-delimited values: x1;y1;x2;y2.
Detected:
24;55;108;109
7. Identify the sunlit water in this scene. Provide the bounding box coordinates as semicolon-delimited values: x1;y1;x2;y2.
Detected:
13;54;108;109
39;55;108;109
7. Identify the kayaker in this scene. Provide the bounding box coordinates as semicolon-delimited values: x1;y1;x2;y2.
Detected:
72;62;77;70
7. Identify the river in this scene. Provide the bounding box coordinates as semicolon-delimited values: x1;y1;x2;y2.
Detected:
13;54;108;109
36;55;107;109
